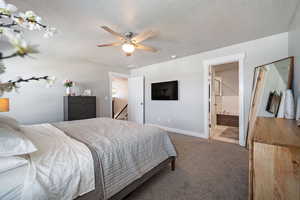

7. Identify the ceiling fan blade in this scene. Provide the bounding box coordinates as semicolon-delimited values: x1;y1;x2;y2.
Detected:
101;26;126;41
97;41;123;47
131;30;156;43
135;44;158;52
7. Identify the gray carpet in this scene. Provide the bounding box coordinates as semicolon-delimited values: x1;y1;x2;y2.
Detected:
125;133;248;200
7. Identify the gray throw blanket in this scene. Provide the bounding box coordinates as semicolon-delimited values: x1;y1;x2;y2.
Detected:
53;118;177;200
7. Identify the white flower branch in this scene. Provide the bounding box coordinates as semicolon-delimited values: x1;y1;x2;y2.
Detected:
0;75;56;95
0;0;57;96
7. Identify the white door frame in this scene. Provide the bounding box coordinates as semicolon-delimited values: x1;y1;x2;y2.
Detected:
203;53;246;146
108;72;129;118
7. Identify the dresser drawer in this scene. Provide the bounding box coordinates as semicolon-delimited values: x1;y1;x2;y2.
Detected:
64;96;96;121
67;96;96;104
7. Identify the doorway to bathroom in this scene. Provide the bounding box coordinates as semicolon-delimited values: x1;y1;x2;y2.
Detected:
209;62;240;144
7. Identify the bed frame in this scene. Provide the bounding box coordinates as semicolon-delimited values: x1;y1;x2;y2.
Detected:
76;156;176;200
110;156;176;200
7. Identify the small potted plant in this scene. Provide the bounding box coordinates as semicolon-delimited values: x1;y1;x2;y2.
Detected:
63;80;74;96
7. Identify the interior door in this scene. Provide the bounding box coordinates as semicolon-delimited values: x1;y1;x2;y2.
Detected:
210;67;217;131
208;66;217;137
128;76;144;124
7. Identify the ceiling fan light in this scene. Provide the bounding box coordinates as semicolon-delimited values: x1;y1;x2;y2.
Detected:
122;43;135;53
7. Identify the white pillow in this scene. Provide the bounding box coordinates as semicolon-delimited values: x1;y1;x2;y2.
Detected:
0;115;20;131
0;156;28;174
0;125;37;157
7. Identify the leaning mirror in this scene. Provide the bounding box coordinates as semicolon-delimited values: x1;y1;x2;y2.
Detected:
247;57;294;146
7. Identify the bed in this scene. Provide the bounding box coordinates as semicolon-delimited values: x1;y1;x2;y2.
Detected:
1;117;177;200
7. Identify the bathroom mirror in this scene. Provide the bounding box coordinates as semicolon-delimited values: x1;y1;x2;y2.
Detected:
246;57;294;146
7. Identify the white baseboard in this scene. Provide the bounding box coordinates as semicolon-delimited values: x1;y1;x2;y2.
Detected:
147;124;207;139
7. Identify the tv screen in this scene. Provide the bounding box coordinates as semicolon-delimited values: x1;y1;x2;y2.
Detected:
151;81;178;100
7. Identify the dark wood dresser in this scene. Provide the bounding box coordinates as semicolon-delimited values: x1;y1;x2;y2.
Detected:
64;96;96;121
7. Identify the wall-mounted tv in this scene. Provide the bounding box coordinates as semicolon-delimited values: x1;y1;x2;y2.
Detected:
151;80;178;100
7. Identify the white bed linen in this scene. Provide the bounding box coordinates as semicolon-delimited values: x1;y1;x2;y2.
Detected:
0;125;37;157
0;156;28;173
0;164;28;200
20;124;95;200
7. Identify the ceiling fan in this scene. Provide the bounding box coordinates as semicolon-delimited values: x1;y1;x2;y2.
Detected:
97;26;158;56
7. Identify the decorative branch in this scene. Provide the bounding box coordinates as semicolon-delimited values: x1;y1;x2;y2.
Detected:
0;52;18;60
25;18;46;28
0;75;56;96
0;13;47;29
0;0;57;96
0;21;17;28
8;76;49;86
0;13;10;18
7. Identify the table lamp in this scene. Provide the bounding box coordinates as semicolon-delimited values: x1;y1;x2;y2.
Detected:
0;98;9;112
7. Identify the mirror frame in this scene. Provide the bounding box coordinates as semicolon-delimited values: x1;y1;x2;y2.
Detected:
246;56;294;148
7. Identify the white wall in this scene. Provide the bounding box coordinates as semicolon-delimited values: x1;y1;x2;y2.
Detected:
216;96;239;115
214;62;239;115
1;56;129;124
131;33;289;138
215;62;239;96
289;4;300;99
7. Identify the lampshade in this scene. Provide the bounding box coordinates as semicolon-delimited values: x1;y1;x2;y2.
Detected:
0;98;9;112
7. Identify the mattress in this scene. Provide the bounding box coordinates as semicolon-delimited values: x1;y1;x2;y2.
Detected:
0;164;28;200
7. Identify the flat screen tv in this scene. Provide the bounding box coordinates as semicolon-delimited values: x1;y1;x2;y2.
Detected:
151;80;178;100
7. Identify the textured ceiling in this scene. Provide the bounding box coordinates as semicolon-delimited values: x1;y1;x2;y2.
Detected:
2;0;300;69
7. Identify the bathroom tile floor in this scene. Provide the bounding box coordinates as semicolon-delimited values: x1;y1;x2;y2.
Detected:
211;125;239;144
